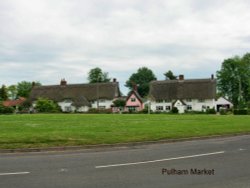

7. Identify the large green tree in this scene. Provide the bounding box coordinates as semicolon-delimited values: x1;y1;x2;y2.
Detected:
88;67;110;83
216;53;250;107
0;85;8;101
17;81;41;98
125;67;157;97
164;70;177;80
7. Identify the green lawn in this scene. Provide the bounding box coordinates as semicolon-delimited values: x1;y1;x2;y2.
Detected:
0;114;250;149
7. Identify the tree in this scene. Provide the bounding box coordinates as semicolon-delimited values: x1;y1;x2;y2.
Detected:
17;81;41;98
113;99;126;108
88;67;111;83
0;85;8;101
164;70;177;80
216;53;250;108
125;67;157;97
7;85;17;100
35;98;61;113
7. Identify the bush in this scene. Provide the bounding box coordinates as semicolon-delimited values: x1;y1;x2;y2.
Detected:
87;108;112;114
206;108;216;114
233;109;248;115
219;109;227;115
171;107;179;114
18;100;32;113
0;103;15;114
185;110;206;114
35;98;61;113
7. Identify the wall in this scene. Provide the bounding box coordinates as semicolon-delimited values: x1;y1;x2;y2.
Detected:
91;99;113;109
150;99;215;113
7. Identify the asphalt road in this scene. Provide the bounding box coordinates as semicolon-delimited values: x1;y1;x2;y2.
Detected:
1;135;250;188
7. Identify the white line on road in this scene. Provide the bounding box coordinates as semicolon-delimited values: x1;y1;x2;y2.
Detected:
0;172;30;176
95;151;225;169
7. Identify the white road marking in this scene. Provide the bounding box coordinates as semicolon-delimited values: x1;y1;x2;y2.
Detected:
0;172;30;176
239;148;246;151
95;151;225;169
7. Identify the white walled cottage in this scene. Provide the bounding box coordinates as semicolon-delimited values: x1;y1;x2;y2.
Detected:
149;75;217;113
29;79;121;112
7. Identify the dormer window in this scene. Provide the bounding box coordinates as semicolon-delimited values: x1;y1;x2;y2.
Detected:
131;98;136;102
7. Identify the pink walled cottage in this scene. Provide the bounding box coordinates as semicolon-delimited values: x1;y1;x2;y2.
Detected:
124;90;144;112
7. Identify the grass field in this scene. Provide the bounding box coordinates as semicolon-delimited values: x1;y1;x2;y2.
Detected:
0;114;250;149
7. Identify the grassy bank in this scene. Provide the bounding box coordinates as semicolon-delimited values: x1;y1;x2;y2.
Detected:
0;114;250;149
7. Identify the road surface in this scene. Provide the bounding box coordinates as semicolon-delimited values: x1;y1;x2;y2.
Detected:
1;135;250;188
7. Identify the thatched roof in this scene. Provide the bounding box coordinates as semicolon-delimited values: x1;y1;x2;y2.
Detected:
149;78;216;100
29;82;120;107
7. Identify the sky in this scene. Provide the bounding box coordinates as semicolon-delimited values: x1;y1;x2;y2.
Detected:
1;0;250;94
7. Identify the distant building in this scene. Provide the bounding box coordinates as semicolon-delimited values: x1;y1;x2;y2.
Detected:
3;97;26;110
29;79;121;112
149;75;216;113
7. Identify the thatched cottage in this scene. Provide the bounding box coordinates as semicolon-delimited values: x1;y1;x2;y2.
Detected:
149;75;217;113
29;79;121;112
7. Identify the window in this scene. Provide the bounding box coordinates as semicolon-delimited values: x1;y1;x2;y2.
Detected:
165;106;171;111
156;106;163;111
198;99;205;103
187;105;192;110
99;99;106;103
186;99;192;102
128;106;136;112
131;98;136;102
165;99;171;103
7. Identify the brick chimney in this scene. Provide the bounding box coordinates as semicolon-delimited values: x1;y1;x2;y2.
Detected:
113;78;117;82
133;84;138;91
211;74;214;80
179;75;184;80
60;78;67;86
32;81;36;88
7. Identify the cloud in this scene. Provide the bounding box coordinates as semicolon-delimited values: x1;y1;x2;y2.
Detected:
1;0;250;94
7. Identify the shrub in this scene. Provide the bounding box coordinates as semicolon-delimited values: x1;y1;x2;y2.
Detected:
0;102;15;114
35;98;61;113
206;108;216;114
185;110;206;114
87;108;112;114
219;109;227;115
233;109;248;115
171;107;179;114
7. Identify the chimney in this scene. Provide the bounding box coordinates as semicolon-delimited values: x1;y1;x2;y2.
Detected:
113;78;117;82
179;75;184;80
60;78;67;86
133;84;138;91
32;81;36;88
131;81;138;91
211;74;214;80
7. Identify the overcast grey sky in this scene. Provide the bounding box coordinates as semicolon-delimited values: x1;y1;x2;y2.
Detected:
1;0;250;94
